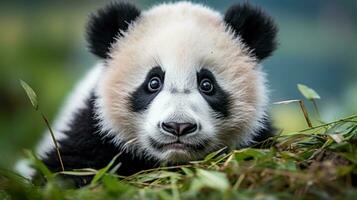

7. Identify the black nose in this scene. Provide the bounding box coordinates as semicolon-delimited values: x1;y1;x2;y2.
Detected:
161;122;198;136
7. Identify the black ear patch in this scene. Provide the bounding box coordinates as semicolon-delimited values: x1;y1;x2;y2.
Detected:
86;2;141;59
224;3;278;61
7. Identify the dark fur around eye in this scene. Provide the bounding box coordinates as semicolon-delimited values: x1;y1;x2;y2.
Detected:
197;69;231;118
130;67;165;112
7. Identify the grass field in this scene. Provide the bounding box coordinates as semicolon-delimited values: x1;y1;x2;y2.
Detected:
1;85;356;200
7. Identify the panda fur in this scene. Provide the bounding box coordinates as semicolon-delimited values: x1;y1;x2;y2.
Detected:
16;1;277;186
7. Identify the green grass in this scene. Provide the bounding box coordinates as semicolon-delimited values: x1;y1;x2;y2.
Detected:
1;113;357;200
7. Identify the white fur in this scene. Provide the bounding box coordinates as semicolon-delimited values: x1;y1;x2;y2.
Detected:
14;159;35;180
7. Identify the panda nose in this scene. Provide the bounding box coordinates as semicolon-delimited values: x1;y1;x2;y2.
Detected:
161;122;198;136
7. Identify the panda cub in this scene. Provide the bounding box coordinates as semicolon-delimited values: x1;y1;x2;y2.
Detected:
18;1;277;185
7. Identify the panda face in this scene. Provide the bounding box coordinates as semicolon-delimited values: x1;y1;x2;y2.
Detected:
92;2;277;162
131;65;230;161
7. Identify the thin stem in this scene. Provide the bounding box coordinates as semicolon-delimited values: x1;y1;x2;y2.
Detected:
311;99;321;119
298;114;357;132
41;112;65;171
298;100;313;128
122;164;191;181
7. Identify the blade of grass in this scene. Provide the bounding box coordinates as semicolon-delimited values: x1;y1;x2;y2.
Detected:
20;80;64;172
90;153;121;185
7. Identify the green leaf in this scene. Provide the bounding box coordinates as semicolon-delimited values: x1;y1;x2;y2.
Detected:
274;99;300;105
157;190;173;200
59;171;97;176
24;150;53;180
196;169;230;191
91;153;120;185
102;175;134;196
20;80;39;110
234;148;268;161
170;176;180;200
181;167;194;176
297;84;321;100
341;153;357;165
203;147;227;162
329;134;344;143
134;171;181;183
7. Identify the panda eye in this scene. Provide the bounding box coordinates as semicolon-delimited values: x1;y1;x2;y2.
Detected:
148;77;162;92
199;78;214;94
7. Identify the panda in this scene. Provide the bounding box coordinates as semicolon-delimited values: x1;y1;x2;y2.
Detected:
16;1;277;186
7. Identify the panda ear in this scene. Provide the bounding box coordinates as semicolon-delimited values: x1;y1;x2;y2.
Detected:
86;2;141;59
224;3;278;61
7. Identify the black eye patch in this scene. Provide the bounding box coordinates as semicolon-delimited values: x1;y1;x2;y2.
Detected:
130;66;165;112
197;68;231;118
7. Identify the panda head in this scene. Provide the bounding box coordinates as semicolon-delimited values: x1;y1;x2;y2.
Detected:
88;2;277;162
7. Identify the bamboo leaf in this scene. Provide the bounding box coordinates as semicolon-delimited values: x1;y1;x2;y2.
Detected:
196;169;229;191
233;148;268;161
297;84;321;100
203;147;227;162
20;80;39;110
329;134;344;143
24;150;53;180
181;167;194;176
274;99;300;105
59;171;97;176
91;153;120;185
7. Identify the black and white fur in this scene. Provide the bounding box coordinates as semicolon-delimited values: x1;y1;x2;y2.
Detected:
16;1;277;186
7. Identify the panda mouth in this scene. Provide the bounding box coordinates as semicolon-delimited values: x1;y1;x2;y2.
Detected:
148;137;206;151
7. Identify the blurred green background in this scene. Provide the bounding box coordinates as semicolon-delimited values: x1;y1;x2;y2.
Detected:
0;0;356;169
